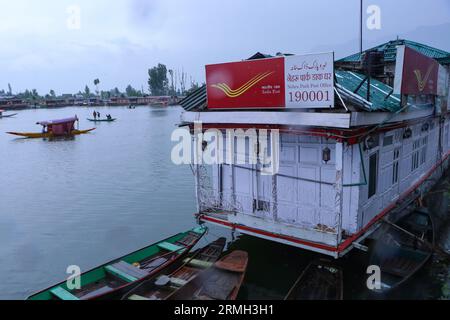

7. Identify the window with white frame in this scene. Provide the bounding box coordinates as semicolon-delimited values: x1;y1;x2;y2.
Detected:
420;136;428;165
392;148;400;185
445;124;449;149
383;135;393;146
368;152;378;199
411;139;421;172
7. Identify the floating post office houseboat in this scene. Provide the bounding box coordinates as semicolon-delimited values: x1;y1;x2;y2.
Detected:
179;39;450;258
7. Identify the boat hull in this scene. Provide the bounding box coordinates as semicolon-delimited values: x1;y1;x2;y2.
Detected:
0;113;18;118
122;237;227;300
6;128;96;139
284;259;343;300
26;226;207;300
87;118;116;122
167;250;248;300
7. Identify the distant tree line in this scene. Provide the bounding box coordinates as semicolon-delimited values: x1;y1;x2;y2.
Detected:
148;63;202;96
1;63;202;100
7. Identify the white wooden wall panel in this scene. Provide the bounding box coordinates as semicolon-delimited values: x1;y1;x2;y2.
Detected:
199;115;448;249
234;166;253;215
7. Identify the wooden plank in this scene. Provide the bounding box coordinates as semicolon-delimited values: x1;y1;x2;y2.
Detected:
170;277;188;287
105;265;138;283
157;241;184;252
50;287;79;301
183;258;214;269
109;261;148;279
79;286;113;300
128;294;151;300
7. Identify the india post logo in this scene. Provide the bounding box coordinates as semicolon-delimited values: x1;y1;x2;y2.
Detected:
414;65;435;92
211;71;275;98
206;57;285;109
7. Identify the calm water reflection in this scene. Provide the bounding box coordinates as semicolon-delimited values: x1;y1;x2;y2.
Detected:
0;106;448;299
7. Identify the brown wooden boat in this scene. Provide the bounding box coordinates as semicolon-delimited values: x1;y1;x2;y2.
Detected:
369;208;434;293
166;250;248;300
284;259;343;300
122;237;227;300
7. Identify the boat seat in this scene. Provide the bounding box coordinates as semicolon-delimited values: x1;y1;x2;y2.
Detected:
141;257;168;272
105;261;148;282
128;294;151;300
192;226;206;234
79;286;113;300
169;277;188;287
157;241;184;252
183;258;214;269
50;287;79;300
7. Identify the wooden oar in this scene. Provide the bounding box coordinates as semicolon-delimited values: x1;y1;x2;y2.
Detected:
383;219;450;258
383;219;427;243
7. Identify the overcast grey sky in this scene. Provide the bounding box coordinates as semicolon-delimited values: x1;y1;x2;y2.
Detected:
1;0;449;94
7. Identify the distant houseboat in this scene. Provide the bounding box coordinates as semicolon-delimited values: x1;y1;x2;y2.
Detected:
179;39;450;258
109;97;131;106
0;97;29;110
41;99;70;108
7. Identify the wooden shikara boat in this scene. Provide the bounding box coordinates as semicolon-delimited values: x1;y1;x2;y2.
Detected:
7;128;95;139
7;116;95;139
123;237;227;300
0;111;18;118
166;250;248;300
87;118;116;122
284;259;343;300
369;208;434;293
26;226;207;300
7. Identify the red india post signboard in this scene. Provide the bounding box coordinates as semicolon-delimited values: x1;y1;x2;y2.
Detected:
206;53;334;109
394;45;440;95
206;57;285;109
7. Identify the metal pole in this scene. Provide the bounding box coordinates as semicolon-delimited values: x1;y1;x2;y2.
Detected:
335;142;345;246
360;0;363;55
367;53;371;102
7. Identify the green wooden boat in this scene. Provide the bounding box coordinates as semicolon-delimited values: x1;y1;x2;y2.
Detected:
26;226;207;300
87;118;116;122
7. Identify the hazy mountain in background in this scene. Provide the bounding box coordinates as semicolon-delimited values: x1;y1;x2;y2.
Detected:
313;22;450;59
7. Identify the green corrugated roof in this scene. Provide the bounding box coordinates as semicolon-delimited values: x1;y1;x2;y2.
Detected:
338;39;450;63
335;70;401;112
179;85;207;111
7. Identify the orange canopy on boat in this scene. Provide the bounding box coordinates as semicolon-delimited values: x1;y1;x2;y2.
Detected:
36;116;78;126
36;116;78;136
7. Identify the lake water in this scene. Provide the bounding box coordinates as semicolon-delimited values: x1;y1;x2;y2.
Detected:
0;106;448;300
